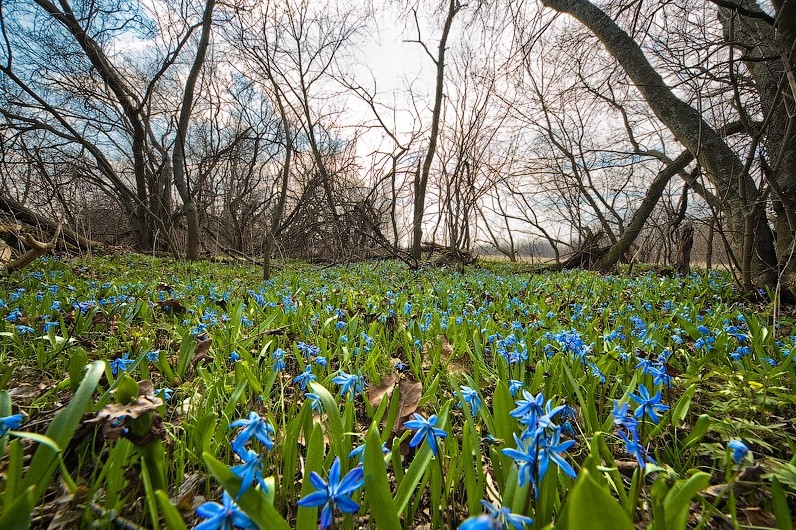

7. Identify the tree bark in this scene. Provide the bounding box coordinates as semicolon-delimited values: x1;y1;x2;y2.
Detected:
541;0;779;290
595;151;693;271
676;221;694;276
173;0;216;260
411;0;460;261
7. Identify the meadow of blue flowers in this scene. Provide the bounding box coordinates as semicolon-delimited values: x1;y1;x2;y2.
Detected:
1;255;794;529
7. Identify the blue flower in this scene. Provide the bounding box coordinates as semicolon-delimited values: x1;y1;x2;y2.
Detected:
5;308;22;322
297;342;320;359
618;429;655;469
16;325;35;335
510;390;545;421
628;385;669;424
404;413;448;456
155;387;173;401
305;392;323;413
297;457;364;529
611;401;638;434
348;440;390;463
195;492;256;530
480;499;534;529
229;412;275;455
332;371;362;400
0;413;24;436
458;514;500;530
728;439;750;463
501;434;538;489
459;385;482;415
229;350;241;362
109;353;134;375
231;449;268;497
508;380;523;397
145;350;161;362
272;348;286;372
294;366;317;390
536;430;577;480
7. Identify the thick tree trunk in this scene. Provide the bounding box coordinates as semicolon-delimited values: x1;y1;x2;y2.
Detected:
541;0;779;291
718;1;796;293
173;0;216;261
676;221;694;276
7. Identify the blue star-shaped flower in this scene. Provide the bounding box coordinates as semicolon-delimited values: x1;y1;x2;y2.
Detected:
294;366;317;390
728;439;750;463
0;413;24;436
458;385;483;415
611;400;638;434
195;492;256;530
480;499;534;529
297;457;364;529
229;412;275;455
331;371;362;400
629;384;669;424
458;514;501;530
618;430;656;469
109;353;134;375
536;430;577;480
404;413;448;457
501;434;538;490
231;449;268;498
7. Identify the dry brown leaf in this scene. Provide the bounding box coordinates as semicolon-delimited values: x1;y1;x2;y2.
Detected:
440;334;454;360
158;298;186;314
87;380;163;442
394;374;423;433
741;508;776;527
8;383;42;406
368;372;398;409
193;335;213;362
440;333;469;375
0;239;12;264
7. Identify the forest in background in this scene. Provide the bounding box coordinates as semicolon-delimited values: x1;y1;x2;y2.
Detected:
0;0;794;295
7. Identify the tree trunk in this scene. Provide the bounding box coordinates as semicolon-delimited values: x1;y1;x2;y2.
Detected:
596;150;692;271
541;0;779;290
718;1;796;294
676;221;694;276
173;0;216;261
411;0;460;261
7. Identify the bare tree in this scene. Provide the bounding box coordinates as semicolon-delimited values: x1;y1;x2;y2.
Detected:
538;0;790;296
406;0;462;261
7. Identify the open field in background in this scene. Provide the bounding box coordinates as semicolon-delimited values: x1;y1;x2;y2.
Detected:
1;254;795;529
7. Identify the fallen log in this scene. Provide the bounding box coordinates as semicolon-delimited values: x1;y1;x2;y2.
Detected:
2;221;63;273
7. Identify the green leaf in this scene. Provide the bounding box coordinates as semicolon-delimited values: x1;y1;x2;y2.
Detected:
663;471;710;530
558;461;634;530
2;439;23;511
203;452;291;530
155;490;188;530
681;414;712;450
771;476;793;530
364;424;402;530
113;373;140;404
0;485;35;529
140;456;160;529
296;422;325;530
8;431;61;453
21;360;104;512
309;381;346;458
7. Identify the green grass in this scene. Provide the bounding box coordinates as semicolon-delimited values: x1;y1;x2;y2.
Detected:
0;254;794;529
